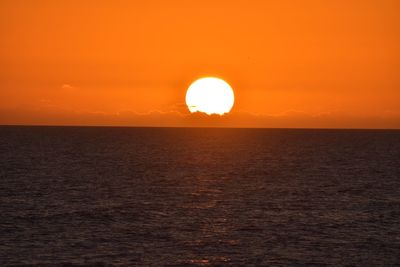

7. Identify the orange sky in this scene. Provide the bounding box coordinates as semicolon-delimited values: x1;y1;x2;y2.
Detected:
1;0;399;128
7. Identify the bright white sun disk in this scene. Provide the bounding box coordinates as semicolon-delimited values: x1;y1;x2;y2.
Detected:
186;77;235;115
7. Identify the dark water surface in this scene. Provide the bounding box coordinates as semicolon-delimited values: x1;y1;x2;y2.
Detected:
1;126;399;266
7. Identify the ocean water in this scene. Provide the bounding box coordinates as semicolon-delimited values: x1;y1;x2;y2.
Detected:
0;126;399;266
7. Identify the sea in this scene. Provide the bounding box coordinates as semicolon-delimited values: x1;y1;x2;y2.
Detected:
0;126;399;266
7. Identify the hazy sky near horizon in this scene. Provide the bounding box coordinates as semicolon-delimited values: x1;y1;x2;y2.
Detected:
1;0;399;128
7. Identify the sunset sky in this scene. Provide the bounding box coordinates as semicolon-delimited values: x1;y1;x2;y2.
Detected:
1;0;399;128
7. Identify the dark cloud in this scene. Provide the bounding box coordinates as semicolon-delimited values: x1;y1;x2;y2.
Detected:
1;107;399;129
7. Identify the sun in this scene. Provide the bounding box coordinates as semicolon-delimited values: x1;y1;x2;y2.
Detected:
186;77;235;115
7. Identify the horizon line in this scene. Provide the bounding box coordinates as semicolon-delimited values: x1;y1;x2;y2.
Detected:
1;124;399;131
